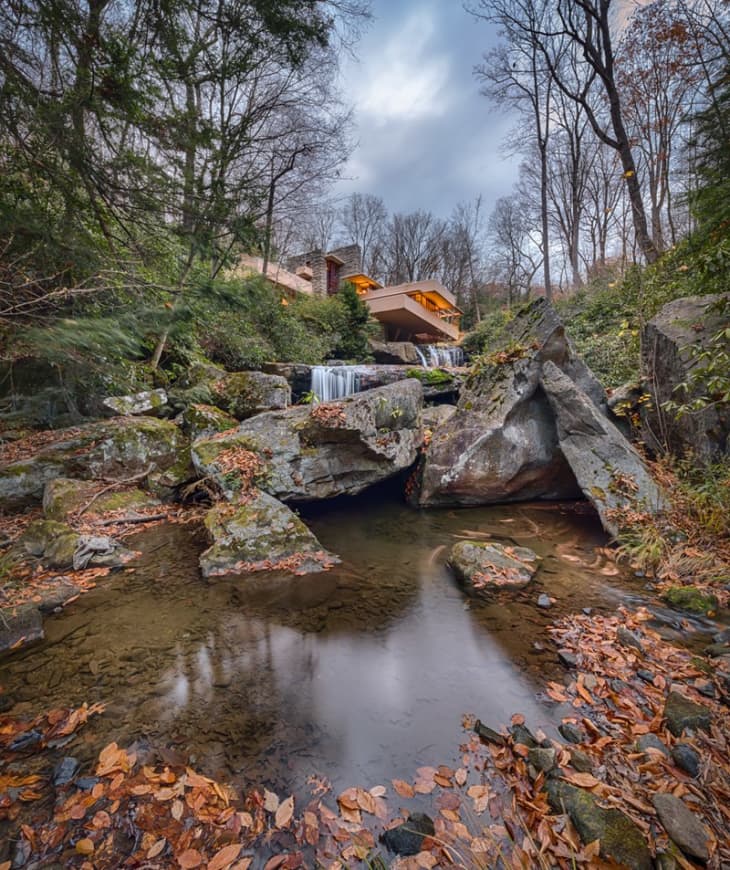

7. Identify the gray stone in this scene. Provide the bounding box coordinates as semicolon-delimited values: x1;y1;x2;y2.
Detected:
209;371;290;420
652;793;710;862
671;743;701;778
199;490;339;579
664;691;712;737
102;388;168;417
636;734;669;758
0;603;44;655
558;649;578;669
193;380;423;503
617;626;645;652
545;780;652;870
703;642;729;658
510;724;539;748
559;722;585;744
180;403;237;441
14;520;131;572
541;361;666;537
368;339;420;365
537;593;552;609
448;541;540;595
569;749;593;773
528;746;556;773
0;417;191;510
381;813;435;856
642;293;730;460
43;478;159;521
414;299;605;507
53;757;80;787
421;404;457;432
474;721;506;746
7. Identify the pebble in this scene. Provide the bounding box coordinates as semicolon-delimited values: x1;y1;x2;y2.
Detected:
582;607;592;615
474;720;505;746
528;746;556;773
510;724;538;748
559;722;585;744
558;649;578;668
617;626;644;652
663;691;712;737
671;743;701;778
381;812;435;856
569;749;593;772
537;593;552;609
53;757;80;787
637;668;655;684
636;733;670;758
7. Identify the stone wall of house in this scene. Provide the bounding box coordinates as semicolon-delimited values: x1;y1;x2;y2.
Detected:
329;245;362;278
286;245;363;296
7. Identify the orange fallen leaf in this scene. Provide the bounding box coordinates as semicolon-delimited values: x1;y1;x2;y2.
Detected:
75;839;94;855
177;849;203;869
275;795;294;828
147;838;167;859
208;843;242;870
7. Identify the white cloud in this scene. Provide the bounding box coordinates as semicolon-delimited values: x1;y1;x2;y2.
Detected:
345;7;450;126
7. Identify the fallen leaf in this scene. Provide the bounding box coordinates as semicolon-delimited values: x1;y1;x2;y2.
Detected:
177;849;203;869
275;795;294;828
264;789;280;813
147;838;167;859
208;844;242;870
393;779;416;799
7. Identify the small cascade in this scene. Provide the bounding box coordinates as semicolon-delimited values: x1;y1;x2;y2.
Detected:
311;366;361;402
414;346;428;367
420;345;465;367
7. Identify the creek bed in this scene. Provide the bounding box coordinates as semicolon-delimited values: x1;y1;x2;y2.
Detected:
0;492;685;797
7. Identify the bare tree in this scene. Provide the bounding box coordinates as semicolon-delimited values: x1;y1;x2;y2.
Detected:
339;193;388;277
488;193;541;304
383;210;447;284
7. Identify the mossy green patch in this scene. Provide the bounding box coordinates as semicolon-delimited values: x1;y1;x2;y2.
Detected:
662;585;718;615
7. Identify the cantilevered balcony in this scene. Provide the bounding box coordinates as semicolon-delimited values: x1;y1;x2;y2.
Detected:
363;280;462;342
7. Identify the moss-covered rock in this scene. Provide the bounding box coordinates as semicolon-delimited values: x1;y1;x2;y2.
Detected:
663;691;712;737
18;520;80;568
199;491;339;578
210;371;290;420
43;478;160;520
662;586;718;615
102;388;168;417
545;780;652;870
181;403;238;441
0;417;191;509
448;541;540;595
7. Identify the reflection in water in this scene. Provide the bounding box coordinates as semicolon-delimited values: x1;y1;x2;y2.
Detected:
1;496;643;796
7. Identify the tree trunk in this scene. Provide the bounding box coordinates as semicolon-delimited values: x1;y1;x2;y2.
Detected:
539;144;553;300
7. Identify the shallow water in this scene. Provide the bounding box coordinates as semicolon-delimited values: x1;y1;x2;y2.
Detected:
1;494;654;796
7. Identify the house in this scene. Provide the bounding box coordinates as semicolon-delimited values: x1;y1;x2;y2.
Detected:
284;246;462;343
232;255;313;298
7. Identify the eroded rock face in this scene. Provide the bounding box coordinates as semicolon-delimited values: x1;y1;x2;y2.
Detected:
193;379;423;503
102;389;168;417
448;541;540;594
200;491;338;578
541;360;665;536
415;299;603;507
0;417;192;510
368;339;420;365
422;404;457;432
180;403;238;441
642;293;730;459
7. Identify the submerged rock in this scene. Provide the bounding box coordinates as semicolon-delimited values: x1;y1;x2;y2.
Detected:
414;298;603;507
193;380;423;503
448;541;540;594
381;812;435;856
540;361;665;536
0;603;44;654
662;585;718;616
545;780;652;870
642;293;730;460
102;388;168;417
652;793;710;862
199;490;338;578
0;417;191;510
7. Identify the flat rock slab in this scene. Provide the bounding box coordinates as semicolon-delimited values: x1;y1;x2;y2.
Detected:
200;490;339;579
193;379;423;503
545;780;652;870
43;478;160;521
541;360;665;537
652;793;710;862
0;603;44;655
448;541;540;594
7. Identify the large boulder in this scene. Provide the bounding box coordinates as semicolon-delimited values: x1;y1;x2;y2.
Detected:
192;379;424;503
43;478;160;521
448;541;540;595
642;293;730;460
368;338;420;365
414;299;604;506
541;361;665;536
14;519;133;570
200;491;339;578
169;364;290;420
180;403;238;441
0;417;191;510
102;388;168;417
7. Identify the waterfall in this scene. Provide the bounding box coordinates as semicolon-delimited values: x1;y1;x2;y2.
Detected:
419;345;465;367
311;366;361;402
414;346;428;367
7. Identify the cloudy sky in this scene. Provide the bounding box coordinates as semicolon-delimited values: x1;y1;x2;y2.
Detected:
335;1;519;219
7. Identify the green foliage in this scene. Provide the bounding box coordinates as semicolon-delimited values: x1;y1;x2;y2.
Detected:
461;308;515;356
330;283;373;361
405;367;454;385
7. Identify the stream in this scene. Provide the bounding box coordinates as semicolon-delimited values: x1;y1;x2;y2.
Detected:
0;489;710;799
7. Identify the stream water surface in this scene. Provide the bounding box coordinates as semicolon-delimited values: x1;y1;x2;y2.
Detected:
0;492;672;798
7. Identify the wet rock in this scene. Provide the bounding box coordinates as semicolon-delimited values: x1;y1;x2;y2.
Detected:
421;404;457;432
0;417;191;509
652;793;710;862
642;293;730;461
381;812;435;856
528;746;556;773
415;299;602;507
636;734;670;758
510;724;539;748
53;757;80;787
448;541;540;595
193;380;423;503
664;691;712;737
0;603;44;654
545;780;652;870
36;579;80;614
637;669;655;683
181;403;237;441
693;679;716;699
43;478;160;521
14;520;132;571
662;586;718;616
671;743;701;778
474;721;506;746
537;593;552;609
9;729;43;751
368;339;420;365
559;722;586;744
75;776;100;790
103;388;168;417
558;649;578;669
713;627;730;644
569;749;593;773
703;642;729;658
541;361;665;537
199;490;339;579
617;626;645;652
